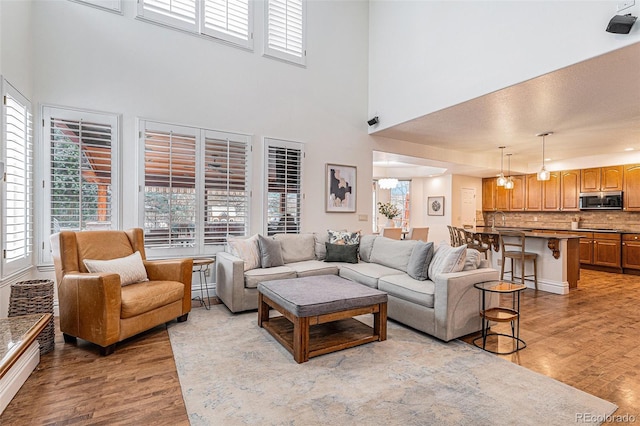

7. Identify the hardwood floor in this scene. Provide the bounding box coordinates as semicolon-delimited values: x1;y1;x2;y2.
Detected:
2;271;639;424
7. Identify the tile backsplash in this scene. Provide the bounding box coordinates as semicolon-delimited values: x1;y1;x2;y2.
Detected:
479;211;640;233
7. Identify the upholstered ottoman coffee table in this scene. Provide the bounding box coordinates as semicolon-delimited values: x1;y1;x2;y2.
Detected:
258;275;388;363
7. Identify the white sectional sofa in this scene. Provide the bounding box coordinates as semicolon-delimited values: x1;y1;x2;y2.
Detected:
216;232;498;342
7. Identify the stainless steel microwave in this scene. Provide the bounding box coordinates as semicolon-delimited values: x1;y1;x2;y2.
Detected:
579;191;623;210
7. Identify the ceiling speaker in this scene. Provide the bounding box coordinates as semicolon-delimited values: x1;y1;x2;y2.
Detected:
606;14;637;34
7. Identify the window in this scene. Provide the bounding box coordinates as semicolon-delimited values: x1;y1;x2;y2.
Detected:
265;138;302;235
264;0;305;65
1;79;33;277
138;0;253;49
141;120;250;256
42;106;119;262
374;180;410;232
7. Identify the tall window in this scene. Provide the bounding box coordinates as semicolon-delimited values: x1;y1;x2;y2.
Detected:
264;0;306;65
390;180;411;229
44;107;118;234
138;0;253;49
2;79;33;277
265;138;302;235
141;120;250;256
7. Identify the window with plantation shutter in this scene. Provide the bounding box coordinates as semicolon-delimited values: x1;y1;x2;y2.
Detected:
265;138;302;236
138;0;253;49
141;120;250;257
264;0;305;66
42;106;119;264
2;80;33;277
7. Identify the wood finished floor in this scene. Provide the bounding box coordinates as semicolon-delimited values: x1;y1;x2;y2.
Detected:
2;270;639;424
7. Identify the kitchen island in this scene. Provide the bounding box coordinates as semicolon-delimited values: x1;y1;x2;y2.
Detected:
473;227;581;295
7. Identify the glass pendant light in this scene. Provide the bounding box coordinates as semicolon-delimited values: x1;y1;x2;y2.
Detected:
496;146;507;187
504;153;514;189
536;132;552;181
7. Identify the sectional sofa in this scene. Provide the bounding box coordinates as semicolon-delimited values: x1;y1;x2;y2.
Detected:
216;232;499;342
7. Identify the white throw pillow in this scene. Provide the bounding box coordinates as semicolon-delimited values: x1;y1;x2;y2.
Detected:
428;243;467;279
463;248;482;271
83;251;149;286
227;234;261;271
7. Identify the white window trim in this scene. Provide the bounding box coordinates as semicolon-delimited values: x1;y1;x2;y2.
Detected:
137;0;254;51
39;105;121;265
263;0;306;67
69;0;123;14
1;78;34;278
263;137;304;235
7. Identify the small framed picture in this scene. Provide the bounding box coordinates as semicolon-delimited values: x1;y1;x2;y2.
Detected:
427;196;444;216
326;164;357;213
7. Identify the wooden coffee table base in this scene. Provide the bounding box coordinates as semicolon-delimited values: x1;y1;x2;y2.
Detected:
258;293;387;363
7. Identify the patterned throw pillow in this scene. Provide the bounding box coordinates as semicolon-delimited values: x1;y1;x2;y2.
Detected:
83;251;149;286
227;234;261;271
427;242;467;279
328;229;360;245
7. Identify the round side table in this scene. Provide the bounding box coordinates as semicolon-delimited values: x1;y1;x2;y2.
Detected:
192;258;215;310
473;281;526;355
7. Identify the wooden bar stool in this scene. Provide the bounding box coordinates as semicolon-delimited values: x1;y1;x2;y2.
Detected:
498;231;538;289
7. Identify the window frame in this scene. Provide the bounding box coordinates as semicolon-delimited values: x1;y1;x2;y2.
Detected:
263;0;306;66
1;78;34;278
40;105;121;265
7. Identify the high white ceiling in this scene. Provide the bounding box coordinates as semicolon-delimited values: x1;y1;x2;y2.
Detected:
373;42;640;178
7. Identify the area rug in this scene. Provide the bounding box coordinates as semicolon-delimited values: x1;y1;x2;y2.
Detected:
168;305;616;425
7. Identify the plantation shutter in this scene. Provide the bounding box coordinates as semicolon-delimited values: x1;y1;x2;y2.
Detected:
2;81;33;276
142;122;198;250
264;0;305;65
203;0;252;47
203;131;250;245
138;0;198;32
48;114;114;234
265;138;302;236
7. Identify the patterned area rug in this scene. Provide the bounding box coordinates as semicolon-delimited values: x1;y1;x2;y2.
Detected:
168;305;616;425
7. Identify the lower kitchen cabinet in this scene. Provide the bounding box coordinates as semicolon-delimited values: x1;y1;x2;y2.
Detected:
623;234;640;272
592;233;621;269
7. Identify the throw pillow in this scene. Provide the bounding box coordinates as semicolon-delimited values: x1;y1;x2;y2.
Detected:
428;243;467;279
314;232;329;260
83;251;148;286
227;234;261;271
324;242;359;263
328;229;360;245
406;241;435;281
358;234;377;262
257;235;284;268
463;248;482;271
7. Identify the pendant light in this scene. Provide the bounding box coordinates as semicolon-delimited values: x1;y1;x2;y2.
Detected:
504;153;514;190
536;132;552;181
378;178;398;189
496;146;507;187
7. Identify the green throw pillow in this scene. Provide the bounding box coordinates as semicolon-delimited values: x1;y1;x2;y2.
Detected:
324;242;359;263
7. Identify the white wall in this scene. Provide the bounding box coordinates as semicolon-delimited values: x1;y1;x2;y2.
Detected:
30;0;372;242
369;0;640;130
0;0;33;98
415;174;452;245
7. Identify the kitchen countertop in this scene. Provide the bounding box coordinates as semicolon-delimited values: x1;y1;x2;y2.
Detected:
475;226;633;234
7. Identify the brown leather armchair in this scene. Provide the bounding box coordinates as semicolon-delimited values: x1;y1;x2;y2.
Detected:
50;228;193;355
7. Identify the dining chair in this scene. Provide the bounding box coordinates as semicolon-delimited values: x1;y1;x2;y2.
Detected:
382;227;403;240
407;227;429;241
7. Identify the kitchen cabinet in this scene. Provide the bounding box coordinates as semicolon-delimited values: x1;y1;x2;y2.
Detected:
622;234;640;271
509;175;526;211
542;172;560;211
576;232;594;264
525;174;542;211
560;169;580;211
482;178;496;211
592;233;621;269
580;166;624;192
623;164;640;211
496;180;509;211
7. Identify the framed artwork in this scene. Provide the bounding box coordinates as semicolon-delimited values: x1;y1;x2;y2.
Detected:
427;196;445;216
326;164;357;212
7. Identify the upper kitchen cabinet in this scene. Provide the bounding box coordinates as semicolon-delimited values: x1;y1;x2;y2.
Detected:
525;174;542;211
509;175;526;211
482;178;496;211
560;169;580;211
542;172;561;211
623;164;640;211
580;166;624;192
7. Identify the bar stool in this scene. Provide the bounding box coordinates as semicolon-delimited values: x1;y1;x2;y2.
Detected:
192;258;215;309
499;231;538;289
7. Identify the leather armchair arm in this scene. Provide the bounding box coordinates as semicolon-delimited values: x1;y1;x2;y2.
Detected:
58;272;122;347
144;258;193;314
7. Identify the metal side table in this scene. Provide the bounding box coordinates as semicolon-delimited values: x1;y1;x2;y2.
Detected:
192;258;215;310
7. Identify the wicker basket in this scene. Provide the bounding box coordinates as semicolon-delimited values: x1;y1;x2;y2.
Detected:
8;279;55;355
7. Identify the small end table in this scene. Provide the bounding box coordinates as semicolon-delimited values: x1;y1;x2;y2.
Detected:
473;281;526;355
192;258;215;310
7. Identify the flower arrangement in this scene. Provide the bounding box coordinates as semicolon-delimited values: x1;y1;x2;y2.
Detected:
378;202;401;219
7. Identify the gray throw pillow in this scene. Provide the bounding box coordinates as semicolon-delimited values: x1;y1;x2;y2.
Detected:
406;241;435;281
257;234;284;268
324;242;359;263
